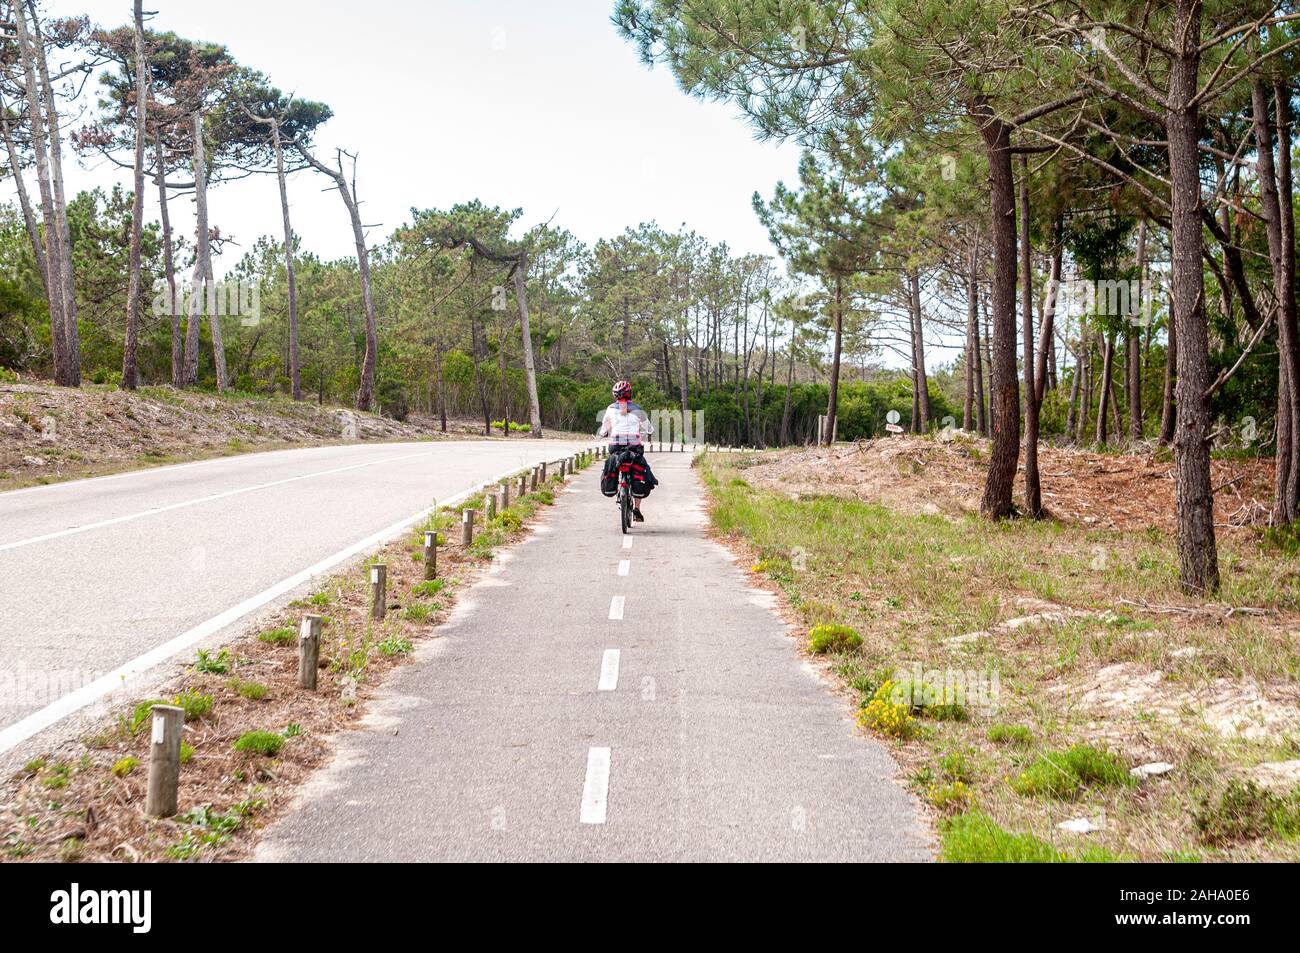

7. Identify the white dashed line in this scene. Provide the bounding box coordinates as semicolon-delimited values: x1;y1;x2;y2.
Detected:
617;560;630;576
580;747;611;824
622;537;633;550
598;649;621;691
608;595;625;620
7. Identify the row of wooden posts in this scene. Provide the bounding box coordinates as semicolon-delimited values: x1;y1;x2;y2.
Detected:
145;445;599;818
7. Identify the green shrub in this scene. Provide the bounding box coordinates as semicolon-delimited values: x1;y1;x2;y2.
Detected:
128;699;165;734
1011;745;1131;799
233;731;283;756
258;626;296;645
179;741;195;764
412;579;445;598
807;623;863;654
173;690;213;721
988;723;1033;746
929;781;975;813
1195;781;1300;845
194;649;230;674
227;680;269;701
111;757;138;778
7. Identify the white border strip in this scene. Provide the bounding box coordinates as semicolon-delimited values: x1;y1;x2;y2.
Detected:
0;461;530;755
608;595;625;621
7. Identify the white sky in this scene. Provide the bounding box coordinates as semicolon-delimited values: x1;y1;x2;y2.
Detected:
15;0;802;273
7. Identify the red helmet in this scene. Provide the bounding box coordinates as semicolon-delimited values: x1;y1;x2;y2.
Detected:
612;380;632;400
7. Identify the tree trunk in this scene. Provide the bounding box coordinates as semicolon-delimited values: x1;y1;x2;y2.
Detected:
1254;79;1300;525
11;2;74;385
823;277;843;445
1129;219;1147;440
29;5;79;386
121;0;148;391
0;93;48;293
1166;0;1220;592
1276;83;1300;519
1019;156;1043;516
1096;332;1114;445
153;133;182;387
974;102;1020;517
268;120;302;400
909;268;931;431
780;323;795;444
183;111;226;389
512;254;544;437
297;146;376;410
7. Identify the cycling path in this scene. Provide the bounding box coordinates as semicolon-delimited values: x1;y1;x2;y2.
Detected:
257;452;931;861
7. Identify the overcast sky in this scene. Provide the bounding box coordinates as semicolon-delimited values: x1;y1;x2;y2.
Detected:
11;0;802;275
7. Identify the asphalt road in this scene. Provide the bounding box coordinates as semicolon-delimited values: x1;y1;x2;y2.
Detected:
0;438;592;761
259;452;930;862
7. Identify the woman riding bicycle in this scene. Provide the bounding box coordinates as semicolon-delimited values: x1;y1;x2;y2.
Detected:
597;380;657;521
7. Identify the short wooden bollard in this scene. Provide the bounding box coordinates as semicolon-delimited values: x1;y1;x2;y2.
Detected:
529;468;537;492
518;475;527;498
501;480;511;508
423;530;437;580
485;492;496;521
462;508;475;546
145;704;185;818
559;458;566;478
540;461;548;481
298;614;322;689
370;563;387;620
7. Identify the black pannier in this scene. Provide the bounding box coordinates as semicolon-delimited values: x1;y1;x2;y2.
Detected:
630;460;653;498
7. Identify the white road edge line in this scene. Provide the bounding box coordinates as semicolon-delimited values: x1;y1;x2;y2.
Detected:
0;451;431;554
617;559;630;577
580;746;611;824
0;460;540;756
608;595;625;620
598;649;620;691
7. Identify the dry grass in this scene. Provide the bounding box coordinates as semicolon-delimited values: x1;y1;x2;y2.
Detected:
701;442;1300;862
0;458;591;863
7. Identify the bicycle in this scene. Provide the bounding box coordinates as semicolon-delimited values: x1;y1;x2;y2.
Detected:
614;449;635;534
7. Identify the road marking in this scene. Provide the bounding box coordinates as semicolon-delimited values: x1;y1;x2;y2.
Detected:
608;595;625;620
617;559;630;576
580;747;611;824
598;649;620;691
0;461;537;755
0;451;431;554
622;537;633;551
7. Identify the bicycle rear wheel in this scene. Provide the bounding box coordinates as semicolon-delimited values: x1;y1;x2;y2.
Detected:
620;487;632;533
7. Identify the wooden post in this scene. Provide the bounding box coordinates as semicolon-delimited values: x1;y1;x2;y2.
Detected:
370;563;387;620
145;704;184;818
298;614;322;689
502;480;511;508
540;461;548;481
423;530;437;579
529;468;537;492
485;492;496;521
462;508;475;546
559;458;566;478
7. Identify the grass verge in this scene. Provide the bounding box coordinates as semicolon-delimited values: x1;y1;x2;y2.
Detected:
699;448;1300;862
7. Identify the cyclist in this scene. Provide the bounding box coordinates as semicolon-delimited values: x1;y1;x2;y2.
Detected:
597;380;657;521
